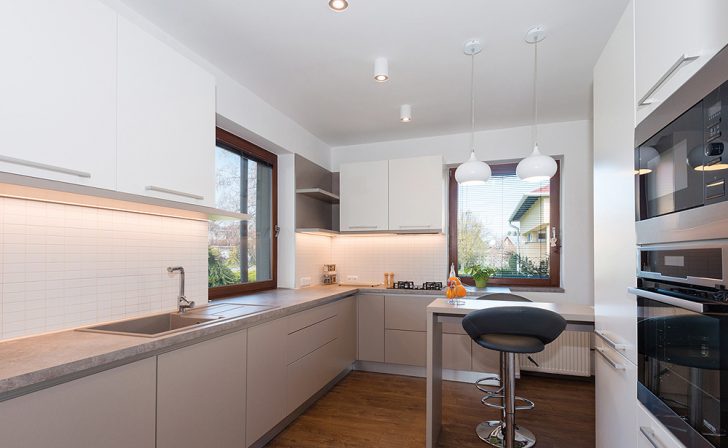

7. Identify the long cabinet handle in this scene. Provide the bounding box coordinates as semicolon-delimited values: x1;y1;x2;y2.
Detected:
594;329;629;351
348;225;378;229
595;347;626;371
0;154;91;178
638;53;699;106
145;185;204;201
627;287;706;313
399;225;431;229
639;426;665;448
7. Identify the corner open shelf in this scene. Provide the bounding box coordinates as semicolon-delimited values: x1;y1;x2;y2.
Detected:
295;188;339;204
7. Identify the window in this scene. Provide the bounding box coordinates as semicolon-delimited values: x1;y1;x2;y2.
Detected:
448;161;560;287
209;128;277;298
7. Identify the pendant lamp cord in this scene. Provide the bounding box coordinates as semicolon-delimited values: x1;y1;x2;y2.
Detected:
470;52;476;153
532;38;539;148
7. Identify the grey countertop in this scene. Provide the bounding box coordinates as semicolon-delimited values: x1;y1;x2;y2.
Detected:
0;284;516;401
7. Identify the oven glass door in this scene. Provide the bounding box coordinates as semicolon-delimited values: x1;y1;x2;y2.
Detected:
638;296;727;447
636;101;705;220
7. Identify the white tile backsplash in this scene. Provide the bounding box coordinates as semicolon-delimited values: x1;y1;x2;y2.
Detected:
0;197;208;341
295;233;332;287
332;234;448;285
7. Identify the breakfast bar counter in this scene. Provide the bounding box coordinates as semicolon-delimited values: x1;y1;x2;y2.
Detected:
425;298;595;448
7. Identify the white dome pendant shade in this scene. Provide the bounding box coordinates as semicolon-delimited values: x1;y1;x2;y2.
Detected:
456;150;492;185
517;27;558;183
455;40;491;186
516;144;557;182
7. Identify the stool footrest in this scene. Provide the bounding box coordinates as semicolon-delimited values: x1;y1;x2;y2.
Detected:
475;376;502;395
481;394;535;411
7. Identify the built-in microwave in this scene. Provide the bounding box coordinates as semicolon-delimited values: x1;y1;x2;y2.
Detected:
635;79;728;222
631;241;728;448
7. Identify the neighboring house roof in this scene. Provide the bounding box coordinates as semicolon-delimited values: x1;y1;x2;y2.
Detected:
508;185;550;222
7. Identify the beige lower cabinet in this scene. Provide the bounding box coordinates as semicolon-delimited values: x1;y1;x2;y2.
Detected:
157;330;247;448
0;357;156;448
246;317;288;447
383;295;473;370
336;296;357;369
357;294;385;362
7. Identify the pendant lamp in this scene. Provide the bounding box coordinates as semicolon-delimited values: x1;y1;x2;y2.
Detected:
517;27;558;183
455;40;491;186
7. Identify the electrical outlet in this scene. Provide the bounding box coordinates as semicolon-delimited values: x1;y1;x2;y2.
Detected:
346;275;359;282
300;276;312;287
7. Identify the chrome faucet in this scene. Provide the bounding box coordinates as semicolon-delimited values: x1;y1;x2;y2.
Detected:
167;266;195;313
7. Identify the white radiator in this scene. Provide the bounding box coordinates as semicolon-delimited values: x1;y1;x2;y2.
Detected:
518;330;593;377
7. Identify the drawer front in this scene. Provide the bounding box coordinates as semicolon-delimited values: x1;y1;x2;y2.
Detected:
286;315;338;365
384;295;465;334
385;329;427;367
596;340;637;448
385;295;429;331
637;403;685;448
287;301;338;334
286;339;341;414
443;334;472;371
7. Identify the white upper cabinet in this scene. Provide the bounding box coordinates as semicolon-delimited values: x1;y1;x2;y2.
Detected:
340;156;445;232
388;156;444;232
116;16;216;207
635;0;728;123
0;0;117;189
339;160;389;231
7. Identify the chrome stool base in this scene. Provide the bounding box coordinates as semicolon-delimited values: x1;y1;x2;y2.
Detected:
476;421;536;448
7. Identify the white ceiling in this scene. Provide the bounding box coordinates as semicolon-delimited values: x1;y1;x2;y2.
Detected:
119;0;628;147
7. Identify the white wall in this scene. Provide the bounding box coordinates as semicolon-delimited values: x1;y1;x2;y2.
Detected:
331;120;595;305
0;197;208;341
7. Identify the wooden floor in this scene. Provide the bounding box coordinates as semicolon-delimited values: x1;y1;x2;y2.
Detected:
266;371;595;448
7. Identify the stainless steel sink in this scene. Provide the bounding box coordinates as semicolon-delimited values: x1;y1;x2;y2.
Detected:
78;303;277;337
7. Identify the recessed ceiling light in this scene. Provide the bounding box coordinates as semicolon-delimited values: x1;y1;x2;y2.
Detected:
374;57;389;82
328;0;348;12
400;104;412;123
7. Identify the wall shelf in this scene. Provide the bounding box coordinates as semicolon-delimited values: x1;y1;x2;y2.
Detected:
295;188;339;204
296;228;340;237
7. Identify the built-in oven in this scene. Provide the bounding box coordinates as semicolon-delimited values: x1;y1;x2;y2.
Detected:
635;79;728;222
631;241;728;448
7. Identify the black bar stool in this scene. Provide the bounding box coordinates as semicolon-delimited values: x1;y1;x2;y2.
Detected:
463;306;567;448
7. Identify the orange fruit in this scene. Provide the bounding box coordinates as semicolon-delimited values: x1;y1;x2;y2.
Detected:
455;285;467;297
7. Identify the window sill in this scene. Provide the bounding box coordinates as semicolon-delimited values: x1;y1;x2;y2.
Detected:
507;286;565;293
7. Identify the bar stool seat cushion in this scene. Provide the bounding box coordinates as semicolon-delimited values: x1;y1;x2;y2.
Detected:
476;334;544;354
462;306;567;355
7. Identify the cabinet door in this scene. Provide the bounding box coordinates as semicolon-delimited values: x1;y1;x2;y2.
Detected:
117;16;215;207
593;1;638;365
339;160;388;231
635;0;728;123
157;330;246;448
357;294;385;362
595;340;637;448
388;156;444;231
336;296;357;369
0;358;156;448
443;333;472;371
638;403;686;448
0;0;117;189
247;318;287;446
385;329;427;366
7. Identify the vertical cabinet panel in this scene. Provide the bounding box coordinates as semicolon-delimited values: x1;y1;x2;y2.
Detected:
0;358;156;448
117;16;215;207
0;0;117;189
593;0;638;366
339;160;389;231
357;294;385;362
337;296;357;369
247;318;287;446
157;330;247;448
388;156;444;231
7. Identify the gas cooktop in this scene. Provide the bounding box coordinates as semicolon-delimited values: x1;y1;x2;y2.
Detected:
388;281;443;291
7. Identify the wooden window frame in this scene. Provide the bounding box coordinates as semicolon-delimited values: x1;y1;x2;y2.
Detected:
448;161;561;288
209;128;278;299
